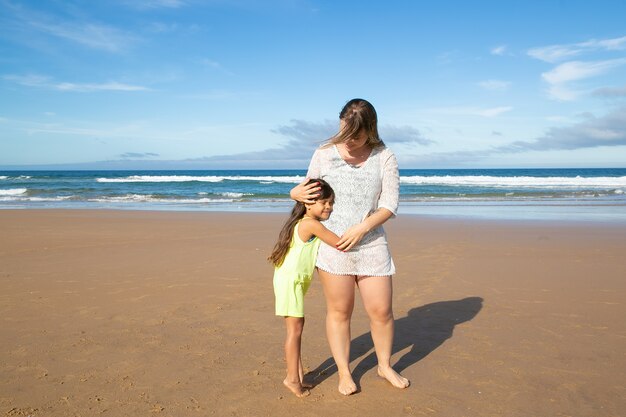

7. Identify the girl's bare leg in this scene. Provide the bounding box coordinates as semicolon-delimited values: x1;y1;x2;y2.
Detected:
283;317;310;397
319;270;358;395
357;276;409;389
299;358;313;388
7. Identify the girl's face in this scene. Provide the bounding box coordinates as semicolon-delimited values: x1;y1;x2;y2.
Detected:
306;197;334;220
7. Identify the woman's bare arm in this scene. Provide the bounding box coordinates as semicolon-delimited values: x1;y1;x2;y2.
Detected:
335;208;393;251
290;179;321;204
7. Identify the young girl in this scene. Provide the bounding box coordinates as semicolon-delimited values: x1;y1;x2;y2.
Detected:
268;179;341;398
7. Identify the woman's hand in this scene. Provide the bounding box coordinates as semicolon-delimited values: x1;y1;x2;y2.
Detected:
336;209;394;252
336;223;369;251
290;178;321;203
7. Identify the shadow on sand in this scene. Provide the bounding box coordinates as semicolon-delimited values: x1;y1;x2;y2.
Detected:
308;296;483;388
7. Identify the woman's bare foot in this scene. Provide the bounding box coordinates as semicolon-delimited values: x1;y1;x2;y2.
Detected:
377;366;410;389
283;378;310;398
337;372;357;395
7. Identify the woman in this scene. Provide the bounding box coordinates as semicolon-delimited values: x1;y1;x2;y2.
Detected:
290;98;409;395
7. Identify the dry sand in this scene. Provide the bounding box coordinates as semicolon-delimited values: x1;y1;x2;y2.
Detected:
1;210;625;416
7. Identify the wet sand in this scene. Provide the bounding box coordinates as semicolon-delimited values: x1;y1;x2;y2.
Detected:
1;210;625;416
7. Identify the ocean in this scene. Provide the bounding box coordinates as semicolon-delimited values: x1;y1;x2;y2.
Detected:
1;168;625;222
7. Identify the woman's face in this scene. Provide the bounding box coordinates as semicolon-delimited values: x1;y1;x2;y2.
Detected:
339;120;369;152
344;130;369;153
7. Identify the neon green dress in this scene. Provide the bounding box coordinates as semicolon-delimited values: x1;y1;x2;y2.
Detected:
273;220;321;317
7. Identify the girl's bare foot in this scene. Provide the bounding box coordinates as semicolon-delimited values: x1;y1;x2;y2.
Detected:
337;372;357;395
377;366;410;389
283;378;310;398
299;366;314;388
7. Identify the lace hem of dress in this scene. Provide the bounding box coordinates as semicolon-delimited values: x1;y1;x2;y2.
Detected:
315;265;395;277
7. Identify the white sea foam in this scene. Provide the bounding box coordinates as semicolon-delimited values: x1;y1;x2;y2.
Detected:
97;175;223;183
89;194;157;203
0;195;73;202
96;174;626;188
0;188;27;196
226;176;303;183
171;198;234;203
0;176;31;180
26;196;73;202
89;194;235;204
96;175;303;183
400;175;626;188
217;192;253;198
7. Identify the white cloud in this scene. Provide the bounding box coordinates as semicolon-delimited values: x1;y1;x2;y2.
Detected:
476;107;513;117
201;59;234;75
380;125;434;145
2;2;138;53
528;35;626;63
592;85;626;98
119;152;160;159
500;106;626;151
400;106;626;166
528;45;583;63
546;85;580;101
580;36;626;51
436;50;459;65
542;59;626;84
147;22;180;33
425;106;513;118
545;115;573;124
478;79;511;91
541;59;626;100
56;82;150;92
3;74;150;92
490;45;507;55
27;20;136;53
3;74;49;87
186;119;435;168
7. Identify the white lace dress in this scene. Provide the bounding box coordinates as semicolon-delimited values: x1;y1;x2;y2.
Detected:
306;145;399;276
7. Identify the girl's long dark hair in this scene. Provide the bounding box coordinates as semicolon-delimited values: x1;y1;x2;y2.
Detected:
268;179;334;267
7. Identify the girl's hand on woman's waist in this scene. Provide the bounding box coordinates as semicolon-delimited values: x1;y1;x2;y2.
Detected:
336;208;394;251
336;222;370;251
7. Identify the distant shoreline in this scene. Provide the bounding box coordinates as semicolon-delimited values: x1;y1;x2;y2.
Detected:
1;168;625;222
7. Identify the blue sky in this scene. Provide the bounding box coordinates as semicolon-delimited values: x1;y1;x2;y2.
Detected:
1;0;625;169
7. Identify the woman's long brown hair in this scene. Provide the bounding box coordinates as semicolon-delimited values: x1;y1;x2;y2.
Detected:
326;98;385;149
268;179;334;267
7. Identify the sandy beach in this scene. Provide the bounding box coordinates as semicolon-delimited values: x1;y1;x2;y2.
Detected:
1;209;625;416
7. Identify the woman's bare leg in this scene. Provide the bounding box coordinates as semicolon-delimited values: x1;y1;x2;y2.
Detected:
318;270;358;395
357;276;409;389
283;317;310;397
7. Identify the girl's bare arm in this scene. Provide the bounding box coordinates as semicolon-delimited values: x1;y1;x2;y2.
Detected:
299;219;341;248
335;208;394;251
